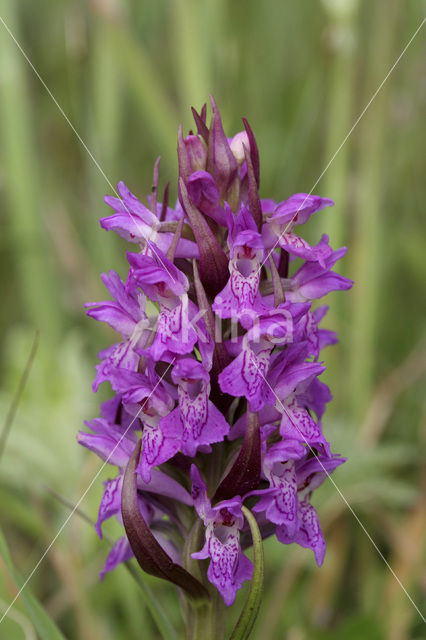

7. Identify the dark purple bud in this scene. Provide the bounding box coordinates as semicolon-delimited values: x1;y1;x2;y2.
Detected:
121;440;209;600
207;96;238;198
213;411;261;503
243;144;262;231
242;118;260;188
186;135;208;173
179;177;229;298
187;171;226;226
191;105;209;143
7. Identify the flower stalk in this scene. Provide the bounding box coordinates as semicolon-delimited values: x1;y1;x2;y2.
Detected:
78;97;352;636
229;506;264;640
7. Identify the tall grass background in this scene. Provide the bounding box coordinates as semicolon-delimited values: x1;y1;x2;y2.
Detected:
0;1;425;638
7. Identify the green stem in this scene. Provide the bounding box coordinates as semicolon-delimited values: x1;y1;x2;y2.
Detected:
229;506;264;640
182;516;226;640
186;591;226;640
124;562;179;640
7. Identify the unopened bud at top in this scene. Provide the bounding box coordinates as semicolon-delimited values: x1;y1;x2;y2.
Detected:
230;131;250;166
184;134;207;172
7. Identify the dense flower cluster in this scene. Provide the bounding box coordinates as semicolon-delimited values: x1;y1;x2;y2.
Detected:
79;98;352;606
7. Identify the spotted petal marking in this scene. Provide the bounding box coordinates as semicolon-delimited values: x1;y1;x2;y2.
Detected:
140;423;180;482
179;386;208;441
93;341;139;392
219;345;271;411
142;425;164;465
297;500;326;566
230;262;259;309
279;397;328;451
96;475;123;537
268;462;298;533
242;346;271;411
279;233;332;267
193;522;253;607
151;299;197;359
212;252;264;326
208;529;240;592
253;458;299;535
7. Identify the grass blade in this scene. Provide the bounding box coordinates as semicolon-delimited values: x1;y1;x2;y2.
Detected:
0;330;39;462
0;526;66;639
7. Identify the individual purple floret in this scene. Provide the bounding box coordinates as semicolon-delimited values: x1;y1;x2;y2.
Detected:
79;97;351;607
160;358;230;457
190;465;253;606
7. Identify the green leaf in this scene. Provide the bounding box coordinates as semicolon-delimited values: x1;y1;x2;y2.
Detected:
0;525;66;639
229;506;264;640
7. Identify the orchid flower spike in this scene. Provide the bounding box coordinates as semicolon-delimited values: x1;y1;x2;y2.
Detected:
79;98;352;630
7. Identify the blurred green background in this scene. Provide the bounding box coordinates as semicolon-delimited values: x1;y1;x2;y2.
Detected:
0;1;425;638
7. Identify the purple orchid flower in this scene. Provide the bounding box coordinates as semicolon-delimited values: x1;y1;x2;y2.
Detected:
212;227;266;328
85;270;151;391
218;303;310;411
102;181;160;244
86;270;149;343
253;437;306;535
276;453;345;566
287;236;354;302
102;180;197;259
105;367;180;482
127;248;200;360
191;465;253;605
160;358;230;457
92;342;140;392
81;99;352;614
263;194;334;266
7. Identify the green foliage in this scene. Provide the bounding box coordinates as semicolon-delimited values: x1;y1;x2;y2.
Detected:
0;526;66;640
315;615;385;640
